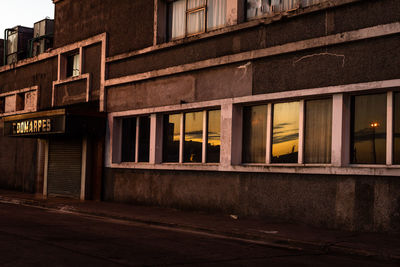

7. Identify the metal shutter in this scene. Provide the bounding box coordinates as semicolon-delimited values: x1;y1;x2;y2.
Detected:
47;139;82;198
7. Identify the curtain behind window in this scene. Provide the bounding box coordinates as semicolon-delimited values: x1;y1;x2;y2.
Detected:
172;0;186;39
242;105;267;163
207;0;227;30
304;99;332;163
301;0;323;7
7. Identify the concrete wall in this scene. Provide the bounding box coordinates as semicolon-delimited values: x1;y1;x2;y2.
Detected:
0;120;37;192
103;168;400;232
0;58;57;110
252;35;400;94
54;0;154;56
107;0;400;79
107;62;252;112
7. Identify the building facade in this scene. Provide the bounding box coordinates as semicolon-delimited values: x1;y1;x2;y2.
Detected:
0;0;399;232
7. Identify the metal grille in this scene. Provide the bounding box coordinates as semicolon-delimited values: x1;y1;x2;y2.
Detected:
47;139;82;198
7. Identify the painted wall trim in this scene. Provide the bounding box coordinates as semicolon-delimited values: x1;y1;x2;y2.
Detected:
109;79;400;118
51;73;91;107
105;22;400;87
107;163;400;177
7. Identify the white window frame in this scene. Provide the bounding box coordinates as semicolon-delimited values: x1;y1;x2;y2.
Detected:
163;109;221;164
106;79;400;176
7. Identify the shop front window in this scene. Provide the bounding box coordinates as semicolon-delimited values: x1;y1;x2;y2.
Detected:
184;111;203;162
163;113;181;162
304;98;332;163
207;109;221;163
121;117;136;162
242;105;267;163
271;101;299;163
394;92;400;164
121;116;151;163
351;93;386;164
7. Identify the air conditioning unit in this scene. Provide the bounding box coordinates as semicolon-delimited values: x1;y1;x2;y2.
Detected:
32;19;54;57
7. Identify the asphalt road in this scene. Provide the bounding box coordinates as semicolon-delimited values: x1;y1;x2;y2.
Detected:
0;203;396;267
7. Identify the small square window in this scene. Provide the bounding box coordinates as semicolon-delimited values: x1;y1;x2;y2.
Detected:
16;93;25;111
66;53;80;78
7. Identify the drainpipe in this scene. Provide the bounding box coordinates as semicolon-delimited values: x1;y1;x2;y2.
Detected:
28;34;54;58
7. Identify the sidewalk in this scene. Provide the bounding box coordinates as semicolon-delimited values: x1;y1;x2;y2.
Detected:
0;189;399;263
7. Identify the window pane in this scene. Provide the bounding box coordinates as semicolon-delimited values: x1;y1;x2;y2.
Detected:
351;94;386;164
163;114;181;162
207;0;226;30
187;9;205;35
72;54;80;76
171;0;186;39
207;110;221;163
305;99;332;163
138;116;150;162
184;111;203;162
394;93;400;164
271;102;299;163
188;0;206;9
242;105;267;163
302;0;325;7
121;118;136;162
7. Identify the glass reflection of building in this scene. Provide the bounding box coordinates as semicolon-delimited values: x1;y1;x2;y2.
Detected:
351;94;386;164
271;102;299;163
184;111;203;163
242;105;267;163
394;93;400;165
207;110;221;163
163;114;181;162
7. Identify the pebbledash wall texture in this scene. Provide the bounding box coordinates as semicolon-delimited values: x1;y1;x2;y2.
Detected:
0;0;399;232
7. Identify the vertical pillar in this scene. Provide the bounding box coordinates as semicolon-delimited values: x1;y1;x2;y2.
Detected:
386;91;393;165
298;100;305;164
332;94;350;166
265;104;272;164
221;102;241;166
150;113;163;164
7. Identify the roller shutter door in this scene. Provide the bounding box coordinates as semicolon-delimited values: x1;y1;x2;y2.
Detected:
47;139;82;198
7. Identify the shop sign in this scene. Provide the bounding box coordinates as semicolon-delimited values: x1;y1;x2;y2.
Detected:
3;110;66;137
12;119;52;134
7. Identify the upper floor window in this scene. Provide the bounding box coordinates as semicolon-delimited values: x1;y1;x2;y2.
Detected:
168;0;227;40
0;88;38;116
66;53;80;78
247;0;325;19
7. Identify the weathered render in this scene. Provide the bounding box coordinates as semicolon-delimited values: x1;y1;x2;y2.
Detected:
0;0;399;232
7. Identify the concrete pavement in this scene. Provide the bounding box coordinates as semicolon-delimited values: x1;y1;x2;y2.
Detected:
0;189;399;263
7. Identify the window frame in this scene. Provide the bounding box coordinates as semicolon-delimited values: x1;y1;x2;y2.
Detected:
240;97;337;166
108;83;400;176
162;108;221;164
120;115;151;163
168;0;227;40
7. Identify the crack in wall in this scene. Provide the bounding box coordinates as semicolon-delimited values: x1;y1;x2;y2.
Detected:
292;52;346;67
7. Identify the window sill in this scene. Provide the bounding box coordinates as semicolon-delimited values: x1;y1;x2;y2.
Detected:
109;162;400;176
